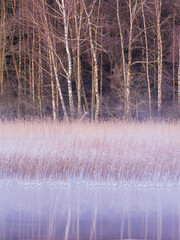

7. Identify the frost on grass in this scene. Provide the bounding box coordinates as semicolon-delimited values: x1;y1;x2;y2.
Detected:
0;120;180;186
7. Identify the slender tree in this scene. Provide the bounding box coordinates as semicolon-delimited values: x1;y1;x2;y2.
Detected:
55;0;75;118
0;0;180;120
41;0;69;121
155;0;163;114
141;0;152;118
83;0;100;120
178;27;180;112
0;0;6;95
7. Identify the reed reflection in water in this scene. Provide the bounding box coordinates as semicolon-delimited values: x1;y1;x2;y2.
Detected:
1;121;180;239
0;179;180;240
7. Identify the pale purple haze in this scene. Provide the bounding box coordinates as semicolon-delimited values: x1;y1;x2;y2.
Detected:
0;120;180;239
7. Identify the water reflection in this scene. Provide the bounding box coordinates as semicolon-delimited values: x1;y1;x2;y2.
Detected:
0;179;180;240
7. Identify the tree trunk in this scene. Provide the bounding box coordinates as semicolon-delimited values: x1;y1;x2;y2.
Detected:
153;36;156;89
83;0;100;121
74;1;83;117
18;1;22;118
11;0;21;117
22;0;27;96
173;15;176;105
41;0;68;121
81;77;89;112
116;0;127;118
38;31;43;119
91;58;95;120
56;0;74;118
100;31;103;117
0;0;5;95
77;35;81;117
31;17;35;103
155;0;163;115
27;24;32;103
56;85;59;117
178;30;180;113
126;0;138;120
142;0;152;118
49;49;56;120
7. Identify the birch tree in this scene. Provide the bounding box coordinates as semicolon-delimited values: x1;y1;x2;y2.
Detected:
178;27;180;112
116;0;139;120
172;14;176;105
83;0;100;121
40;0;68;121
116;0;127;118
0;0;180;120
37;28;43;118
141;0;152;118
0;0;6;95
49;48;57;120
55;0;74;118
73;0;83;117
11;0;22;117
155;0;163;114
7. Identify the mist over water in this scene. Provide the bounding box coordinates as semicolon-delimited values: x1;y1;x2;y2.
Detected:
1;179;180;240
0;121;180;239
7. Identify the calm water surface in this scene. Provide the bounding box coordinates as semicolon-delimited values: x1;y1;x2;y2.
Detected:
0;179;180;240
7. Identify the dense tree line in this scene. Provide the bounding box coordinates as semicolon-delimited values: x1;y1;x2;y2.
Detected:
0;0;180;121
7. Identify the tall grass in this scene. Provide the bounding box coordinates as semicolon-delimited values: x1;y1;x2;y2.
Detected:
1;120;180;239
0;119;180;186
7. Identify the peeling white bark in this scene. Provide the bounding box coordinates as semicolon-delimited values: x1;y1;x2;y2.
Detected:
142;0;152;118
42;0;68;121
83;0;100;121
56;0;74;118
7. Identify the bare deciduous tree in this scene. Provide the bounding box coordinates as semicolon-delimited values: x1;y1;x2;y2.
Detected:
0;0;6;95
155;0;163;114
55;0;75;118
141;0;152;118
83;0;100;121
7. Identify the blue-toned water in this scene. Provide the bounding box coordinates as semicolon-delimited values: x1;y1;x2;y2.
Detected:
0;179;180;240
1;121;180;239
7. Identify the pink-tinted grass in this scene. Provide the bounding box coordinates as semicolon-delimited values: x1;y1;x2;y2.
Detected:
0;120;180;185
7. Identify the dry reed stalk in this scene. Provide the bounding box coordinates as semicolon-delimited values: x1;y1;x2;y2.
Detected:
0;120;180;184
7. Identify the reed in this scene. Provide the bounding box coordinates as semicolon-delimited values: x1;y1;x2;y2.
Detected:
0;119;180;186
0;120;180;239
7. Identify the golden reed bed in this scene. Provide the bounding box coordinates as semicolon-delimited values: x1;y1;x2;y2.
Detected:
0;120;180;185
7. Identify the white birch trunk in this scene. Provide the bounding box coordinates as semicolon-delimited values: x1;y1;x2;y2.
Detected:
142;0;152;118
38;32;43;118
83;0;100;120
77;36;81;116
59;0;74;118
74;2;83;117
117;0;137;120
49;49;57;120
32;23;35;102
49;40;68;121
173;15;175;105
89;25;100;121
0;0;5;95
42;0;68;121
116;0;127;116
18;2;22;118
178;31;180;112
126;0;137;120
155;0;163;114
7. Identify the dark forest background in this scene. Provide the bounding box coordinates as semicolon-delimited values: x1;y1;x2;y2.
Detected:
0;0;180;121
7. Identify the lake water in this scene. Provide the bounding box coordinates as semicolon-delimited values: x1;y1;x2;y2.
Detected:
0;179;180;240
